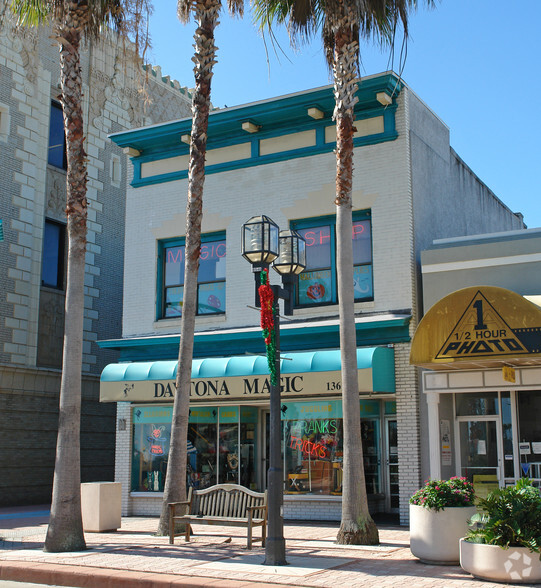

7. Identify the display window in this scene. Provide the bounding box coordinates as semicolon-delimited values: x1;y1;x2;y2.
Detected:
132;405;258;492
282;399;384;496
283;400;343;494
132;406;172;492
131;400;389;496
187;407;218;489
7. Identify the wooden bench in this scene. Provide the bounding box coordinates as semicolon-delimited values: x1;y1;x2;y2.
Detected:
169;483;267;549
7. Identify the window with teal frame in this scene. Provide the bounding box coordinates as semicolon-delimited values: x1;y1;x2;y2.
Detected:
158;232;226;319
292;211;373;307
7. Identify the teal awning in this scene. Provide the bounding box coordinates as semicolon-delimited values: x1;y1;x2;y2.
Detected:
100;347;395;402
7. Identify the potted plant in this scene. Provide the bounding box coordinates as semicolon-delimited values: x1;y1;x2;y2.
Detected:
409;476;476;564
460;478;541;583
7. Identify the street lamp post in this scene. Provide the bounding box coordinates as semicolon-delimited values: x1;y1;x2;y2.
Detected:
241;216;306;566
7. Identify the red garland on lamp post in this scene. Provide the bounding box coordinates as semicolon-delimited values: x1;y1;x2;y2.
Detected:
259;269;277;384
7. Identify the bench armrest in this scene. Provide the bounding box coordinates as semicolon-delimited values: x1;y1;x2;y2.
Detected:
246;504;267;517
169;500;191;517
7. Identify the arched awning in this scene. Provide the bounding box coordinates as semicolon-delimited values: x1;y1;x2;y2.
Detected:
410;286;541;370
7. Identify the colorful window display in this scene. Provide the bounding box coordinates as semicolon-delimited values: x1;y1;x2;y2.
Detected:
161;234;226;318
282;399;385;496
293;212;373;307
131;400;391;496
131;406;172;492
131;405;257;492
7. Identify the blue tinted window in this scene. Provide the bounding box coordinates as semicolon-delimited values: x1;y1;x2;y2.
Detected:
42;220;65;288
293;214;373;306
48;102;66;169
162;236;226;318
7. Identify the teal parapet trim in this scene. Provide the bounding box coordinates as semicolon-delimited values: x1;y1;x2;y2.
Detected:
110;74;402;188
101;346;396;393
128;122;397;189
97;314;411;362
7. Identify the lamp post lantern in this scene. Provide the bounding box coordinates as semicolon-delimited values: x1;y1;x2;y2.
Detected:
241;216;306;566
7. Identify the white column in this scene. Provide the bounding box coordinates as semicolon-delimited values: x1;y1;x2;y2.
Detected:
427;392;441;480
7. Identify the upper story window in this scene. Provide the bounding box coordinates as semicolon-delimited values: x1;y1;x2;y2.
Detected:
292;212;373;307
48;101;67;169
160;233;226;319
42;219;66;289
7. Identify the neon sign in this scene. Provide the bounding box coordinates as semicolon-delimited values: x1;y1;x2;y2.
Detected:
147;425;166;455
297;419;338;434
289;435;329;459
301;223;366;247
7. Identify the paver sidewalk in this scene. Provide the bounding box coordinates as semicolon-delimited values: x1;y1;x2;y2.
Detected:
0;506;524;587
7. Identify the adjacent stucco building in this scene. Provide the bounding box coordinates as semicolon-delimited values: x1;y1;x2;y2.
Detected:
413;228;541;499
0;6;192;505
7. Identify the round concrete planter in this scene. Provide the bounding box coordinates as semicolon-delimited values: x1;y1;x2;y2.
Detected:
409;504;477;565
460;539;541;584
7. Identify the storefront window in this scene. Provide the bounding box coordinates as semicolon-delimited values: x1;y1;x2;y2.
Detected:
456;392;498;416
132;406;172;492
517;391;541;480
501;392;514;479
132;405;259;493
361;400;382;495
282;399;383;496
240;407;258;489
187;407;218;489
283;400;343;494
218;407;239;484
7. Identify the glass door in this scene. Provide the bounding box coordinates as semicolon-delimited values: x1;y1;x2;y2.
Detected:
385;418;399;512
458;418;502;499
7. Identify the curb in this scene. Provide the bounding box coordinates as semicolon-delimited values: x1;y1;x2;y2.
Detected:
0;561;281;588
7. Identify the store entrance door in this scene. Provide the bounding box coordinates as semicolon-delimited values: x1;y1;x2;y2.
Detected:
458;418;502;497
385;418;399;512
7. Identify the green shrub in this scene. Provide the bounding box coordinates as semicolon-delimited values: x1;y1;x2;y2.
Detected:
466;478;541;555
409;477;475;511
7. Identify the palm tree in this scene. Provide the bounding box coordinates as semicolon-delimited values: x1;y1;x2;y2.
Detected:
9;0;151;553
156;0;243;536
254;0;433;544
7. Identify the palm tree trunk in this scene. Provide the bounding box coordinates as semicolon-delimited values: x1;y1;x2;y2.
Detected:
334;18;378;546
157;0;220;536
44;4;88;553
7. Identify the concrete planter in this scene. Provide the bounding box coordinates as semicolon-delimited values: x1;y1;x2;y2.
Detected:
409;504;476;565
81;482;121;532
460;539;541;584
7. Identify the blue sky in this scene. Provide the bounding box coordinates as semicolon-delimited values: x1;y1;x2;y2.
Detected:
147;0;540;229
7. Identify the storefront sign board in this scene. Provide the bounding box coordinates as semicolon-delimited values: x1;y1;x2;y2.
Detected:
100;368;374;403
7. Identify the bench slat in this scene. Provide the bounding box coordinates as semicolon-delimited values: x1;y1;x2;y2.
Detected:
174;515;265;526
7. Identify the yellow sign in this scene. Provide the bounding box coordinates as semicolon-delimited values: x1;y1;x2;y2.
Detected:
410;286;541;369
435;291;527;361
502;366;516;383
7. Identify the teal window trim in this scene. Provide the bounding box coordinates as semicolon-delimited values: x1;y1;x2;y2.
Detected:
0;219;4;242
156;231;226;321
292;210;372;309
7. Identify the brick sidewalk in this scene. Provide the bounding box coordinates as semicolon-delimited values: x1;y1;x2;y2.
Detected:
0;510;525;587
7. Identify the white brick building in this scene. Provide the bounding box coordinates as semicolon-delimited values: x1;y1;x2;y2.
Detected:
103;72;524;523
0;4;191;505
